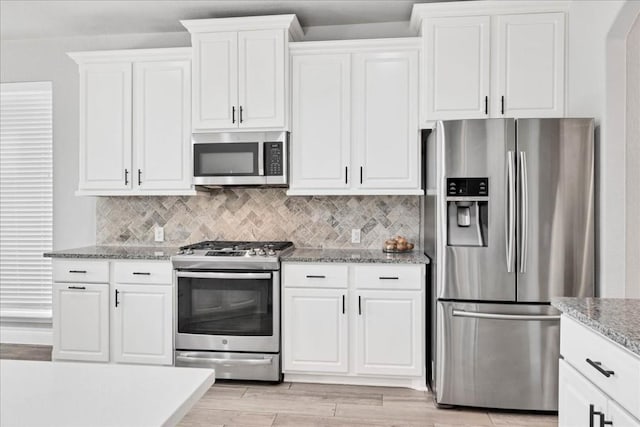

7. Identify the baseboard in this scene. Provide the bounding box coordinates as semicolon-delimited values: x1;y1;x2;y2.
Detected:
0;324;53;345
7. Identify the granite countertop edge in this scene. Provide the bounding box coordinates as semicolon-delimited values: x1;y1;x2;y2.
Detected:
282;248;430;264
43;245;179;261
551;297;640;358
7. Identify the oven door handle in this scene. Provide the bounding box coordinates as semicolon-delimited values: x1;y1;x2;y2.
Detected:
175;271;272;280
176;354;273;366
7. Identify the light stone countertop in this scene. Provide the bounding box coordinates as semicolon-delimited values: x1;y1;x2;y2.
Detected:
282;248;430;264
43;245;179;261
0;360;214;427
551;297;640;358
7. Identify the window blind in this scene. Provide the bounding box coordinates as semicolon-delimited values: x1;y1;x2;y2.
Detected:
0;81;53;321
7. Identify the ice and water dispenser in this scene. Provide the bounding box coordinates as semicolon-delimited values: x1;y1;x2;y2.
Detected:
446;178;489;247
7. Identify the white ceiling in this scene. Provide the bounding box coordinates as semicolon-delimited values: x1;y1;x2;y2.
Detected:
0;0;465;41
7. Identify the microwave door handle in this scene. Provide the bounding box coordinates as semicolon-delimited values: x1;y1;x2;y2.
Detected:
258;142;264;176
176;271;272;280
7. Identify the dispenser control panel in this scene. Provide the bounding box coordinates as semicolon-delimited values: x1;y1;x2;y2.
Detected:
447;178;488;196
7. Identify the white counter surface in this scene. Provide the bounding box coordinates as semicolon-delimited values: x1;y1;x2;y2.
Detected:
0;360;215;427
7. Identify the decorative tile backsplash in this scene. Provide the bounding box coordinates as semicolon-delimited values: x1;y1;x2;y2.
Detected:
96;189;420;249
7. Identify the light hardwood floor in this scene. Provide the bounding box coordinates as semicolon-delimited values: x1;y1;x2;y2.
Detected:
0;344;558;427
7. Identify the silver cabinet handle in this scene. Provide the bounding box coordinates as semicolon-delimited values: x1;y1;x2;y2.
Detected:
506;151;516;273
176;271;271;280
519;151;529;273
176;355;273;366
452;309;560;321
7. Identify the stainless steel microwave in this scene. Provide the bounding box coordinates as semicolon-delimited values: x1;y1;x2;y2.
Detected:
192;131;288;188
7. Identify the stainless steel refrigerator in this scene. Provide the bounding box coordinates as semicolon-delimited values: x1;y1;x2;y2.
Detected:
422;118;594;411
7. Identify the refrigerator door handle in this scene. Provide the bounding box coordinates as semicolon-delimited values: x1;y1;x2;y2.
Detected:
506;151;516;273
519;151;529;273
452;309;560;322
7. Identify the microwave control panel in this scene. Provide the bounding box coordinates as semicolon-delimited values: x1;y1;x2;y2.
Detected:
265;142;283;176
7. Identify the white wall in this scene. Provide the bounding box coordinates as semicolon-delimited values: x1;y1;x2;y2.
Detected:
0;32;190;251
626;14;640;298
566;0;635;297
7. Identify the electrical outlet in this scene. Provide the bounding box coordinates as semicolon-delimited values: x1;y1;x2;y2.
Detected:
351;228;361;244
154;226;164;242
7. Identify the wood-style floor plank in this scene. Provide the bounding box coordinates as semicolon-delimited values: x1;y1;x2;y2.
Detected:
0;344;558;427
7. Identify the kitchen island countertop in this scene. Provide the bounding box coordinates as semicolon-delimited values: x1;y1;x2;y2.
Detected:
551;297;640;358
282;248;430;264
44;245;179;260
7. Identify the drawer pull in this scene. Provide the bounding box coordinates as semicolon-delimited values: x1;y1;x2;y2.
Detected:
589;404;601;427
67;286;86;290
68;270;87;274
379;276;399;280
132;272;151;276
586;358;615;378
305;275;326;279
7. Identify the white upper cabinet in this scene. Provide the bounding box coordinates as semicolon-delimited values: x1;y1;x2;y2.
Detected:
288;39;422;196
238;29;286;128
290;53;351;190
495;13;565;118
191;32;238;129
134;59;192;191
424;16;491;120
182;16;302;132
352;50;419;190
70;48;195;196
412;3;568;125
78;62;132;191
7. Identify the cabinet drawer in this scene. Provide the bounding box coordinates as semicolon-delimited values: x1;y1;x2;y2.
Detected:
283;263;348;288
114;261;172;284
561;315;640;418
53;259;109;283
354;265;423;290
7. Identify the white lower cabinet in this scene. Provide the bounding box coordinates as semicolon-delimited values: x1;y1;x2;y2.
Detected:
559;360;640;427
283;288;348;373
282;262;425;388
559;315;640;426
112;284;173;365
355;291;422;376
52;259;173;366
52;282;109;362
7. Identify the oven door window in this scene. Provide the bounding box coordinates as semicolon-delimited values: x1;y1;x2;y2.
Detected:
177;274;273;336
194;143;258;176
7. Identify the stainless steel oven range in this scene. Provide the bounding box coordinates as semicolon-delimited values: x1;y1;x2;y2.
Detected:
172;240;294;381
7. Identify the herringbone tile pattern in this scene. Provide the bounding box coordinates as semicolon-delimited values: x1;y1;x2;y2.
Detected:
96;189;420;249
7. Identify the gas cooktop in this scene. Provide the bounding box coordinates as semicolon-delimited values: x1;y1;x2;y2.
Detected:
172;240;294;271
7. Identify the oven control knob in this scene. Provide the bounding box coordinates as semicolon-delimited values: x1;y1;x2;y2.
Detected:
248;248;256;256
185;249;194;255
177;249;185;255
257;248;266;256
267;249;276;256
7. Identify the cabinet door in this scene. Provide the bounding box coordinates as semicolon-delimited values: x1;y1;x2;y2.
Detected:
558;359;607;427
238;30;285;128
52;282;109;362
192;32;237;131
352;50;420;190
133;59;192;191
78;62;132;190
290;53;351;191
283;288;348;373
423;16;491;121
112;284;173;365
607;400;640;427
355;290;422;376
495;13;565;118
238;29;285;129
